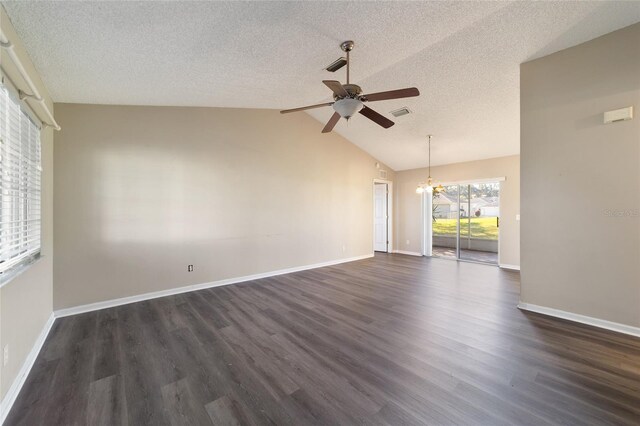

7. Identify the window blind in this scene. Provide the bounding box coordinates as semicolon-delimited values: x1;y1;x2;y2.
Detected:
0;83;41;274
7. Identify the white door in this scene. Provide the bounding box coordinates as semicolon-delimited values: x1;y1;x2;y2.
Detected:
374;183;388;252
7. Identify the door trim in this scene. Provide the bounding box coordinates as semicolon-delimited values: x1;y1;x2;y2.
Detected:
373;179;393;253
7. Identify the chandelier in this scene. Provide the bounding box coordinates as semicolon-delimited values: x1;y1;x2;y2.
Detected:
416;135;444;194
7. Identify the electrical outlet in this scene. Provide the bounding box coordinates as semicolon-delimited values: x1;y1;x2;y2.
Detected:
406;240;410;245
342;245;346;252
3;345;8;366
187;265;194;272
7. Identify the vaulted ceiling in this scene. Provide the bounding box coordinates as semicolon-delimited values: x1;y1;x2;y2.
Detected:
3;1;639;170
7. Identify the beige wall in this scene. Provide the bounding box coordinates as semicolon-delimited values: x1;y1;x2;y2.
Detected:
53;103;394;310
394;155;520;267
521;23;639;327
0;7;54;400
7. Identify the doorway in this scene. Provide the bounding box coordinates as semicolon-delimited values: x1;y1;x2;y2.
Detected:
373;181;391;253
427;180;500;264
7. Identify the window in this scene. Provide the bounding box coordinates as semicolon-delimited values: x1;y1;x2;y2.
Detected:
0;83;41;276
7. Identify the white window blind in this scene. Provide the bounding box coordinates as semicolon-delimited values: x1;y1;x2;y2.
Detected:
0;83;41;275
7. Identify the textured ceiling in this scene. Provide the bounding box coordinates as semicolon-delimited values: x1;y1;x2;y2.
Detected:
3;1;640;170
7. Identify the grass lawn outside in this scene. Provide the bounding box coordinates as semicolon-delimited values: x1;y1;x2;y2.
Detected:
433;217;499;240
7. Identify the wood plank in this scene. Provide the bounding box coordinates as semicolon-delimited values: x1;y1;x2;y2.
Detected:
86;374;128;426
161;378;212;426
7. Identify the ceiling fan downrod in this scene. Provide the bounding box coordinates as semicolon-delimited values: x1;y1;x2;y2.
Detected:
341;40;354;85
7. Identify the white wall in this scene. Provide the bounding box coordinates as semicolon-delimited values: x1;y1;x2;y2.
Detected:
53;103;394;310
521;23;639;327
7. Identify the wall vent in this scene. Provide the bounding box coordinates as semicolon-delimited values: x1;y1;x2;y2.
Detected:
604;106;633;124
390;107;412;118
379;170;388;179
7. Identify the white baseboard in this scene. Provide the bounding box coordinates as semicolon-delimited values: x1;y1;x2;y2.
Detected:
392;250;423;257
1;313;55;425
518;302;640;338
54;254;374;318
499;264;520;271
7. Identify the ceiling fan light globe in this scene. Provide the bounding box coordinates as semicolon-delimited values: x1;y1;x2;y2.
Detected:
333;98;364;119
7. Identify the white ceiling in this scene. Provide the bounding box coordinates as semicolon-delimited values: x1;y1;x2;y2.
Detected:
3;1;640;170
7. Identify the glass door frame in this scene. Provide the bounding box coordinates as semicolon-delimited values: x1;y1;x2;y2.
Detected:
423;177;504;265
456;186;461;260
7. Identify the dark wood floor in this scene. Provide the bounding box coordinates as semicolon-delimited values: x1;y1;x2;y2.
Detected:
6;254;640;425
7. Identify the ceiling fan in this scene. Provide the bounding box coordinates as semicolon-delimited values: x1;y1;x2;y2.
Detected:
280;40;420;133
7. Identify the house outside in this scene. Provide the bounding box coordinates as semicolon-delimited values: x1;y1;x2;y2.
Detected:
433;194;500;219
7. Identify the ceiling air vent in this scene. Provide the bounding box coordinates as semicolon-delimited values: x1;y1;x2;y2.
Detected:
325;57;347;72
390;107;412;118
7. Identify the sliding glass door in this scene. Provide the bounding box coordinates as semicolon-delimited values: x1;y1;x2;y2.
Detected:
431;184;459;260
459;183;499;263
431;182;500;265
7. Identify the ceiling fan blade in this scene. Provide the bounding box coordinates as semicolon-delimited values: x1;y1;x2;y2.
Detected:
323;80;349;98
359;106;395;129
280;102;333;114
322;112;341;133
362;87;420;102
